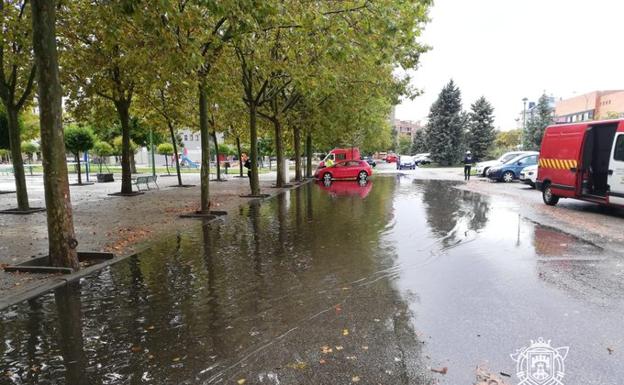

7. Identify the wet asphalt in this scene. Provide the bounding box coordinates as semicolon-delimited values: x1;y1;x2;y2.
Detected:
1;174;623;385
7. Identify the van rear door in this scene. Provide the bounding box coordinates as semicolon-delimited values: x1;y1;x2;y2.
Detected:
540;125;585;194
607;133;624;206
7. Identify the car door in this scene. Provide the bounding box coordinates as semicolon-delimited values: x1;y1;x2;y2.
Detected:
607;133;624;205
332;161;347;178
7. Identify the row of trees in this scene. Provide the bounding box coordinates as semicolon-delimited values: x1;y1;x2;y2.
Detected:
411;81;555;164
1;0;432;268
411;80;496;164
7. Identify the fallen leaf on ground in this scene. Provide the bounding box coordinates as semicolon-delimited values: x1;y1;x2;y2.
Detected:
431;367;448;375
607;347;614;355
172;357;180;362
361;346;368;351
237;379;246;385
342;329;349;336
321;346;333;354
130;346;142;353
335;346;344;351
351;376;360;382
319;359;326;364
286;361;307;370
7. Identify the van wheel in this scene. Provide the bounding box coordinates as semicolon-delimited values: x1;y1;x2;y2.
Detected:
502;171;514;183
323;173;332;183
542;183;560;206
358;171;368;181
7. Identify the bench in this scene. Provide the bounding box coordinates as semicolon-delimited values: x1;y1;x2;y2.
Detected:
132;175;159;191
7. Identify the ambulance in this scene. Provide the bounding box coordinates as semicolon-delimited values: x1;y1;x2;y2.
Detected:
537;119;624;207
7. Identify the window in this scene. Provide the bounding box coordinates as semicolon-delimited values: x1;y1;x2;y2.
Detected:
614;135;624;161
184;134;188;141
336;153;346;160
195;135;199;141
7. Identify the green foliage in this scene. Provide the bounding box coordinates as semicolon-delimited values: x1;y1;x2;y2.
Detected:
218;144;235;156
426;80;464;165
157;143;174;156
20;141;39;156
493;129;522;156
92;141;114;157
64;125;96;155
411;129;428;154
466;97;496;161
524;94;553;150
398;136;412;155
112;136;138;155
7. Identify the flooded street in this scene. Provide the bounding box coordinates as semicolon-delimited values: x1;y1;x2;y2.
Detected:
2;176;623;385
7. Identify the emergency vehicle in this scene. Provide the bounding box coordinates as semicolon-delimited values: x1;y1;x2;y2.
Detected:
537;119;624;207
319;147;361;168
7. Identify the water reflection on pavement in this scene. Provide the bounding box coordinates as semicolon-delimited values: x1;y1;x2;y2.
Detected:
1;176;623;385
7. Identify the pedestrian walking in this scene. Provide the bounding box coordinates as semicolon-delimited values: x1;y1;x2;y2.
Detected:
463;151;474;181
242;153;251;178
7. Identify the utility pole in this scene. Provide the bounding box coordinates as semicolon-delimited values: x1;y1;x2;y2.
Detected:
149;128;156;177
522;97;528;149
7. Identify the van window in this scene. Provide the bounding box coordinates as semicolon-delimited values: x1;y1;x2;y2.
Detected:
336;153;346;160
614;135;624;161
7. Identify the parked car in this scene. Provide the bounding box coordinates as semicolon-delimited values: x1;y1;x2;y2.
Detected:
487;153;539;182
385;154;398;163
363;156;377;167
475;151;534;177
537;119;624;207
413;153;431;165
314;159;372;182
398;155;416;170
519;164;538;187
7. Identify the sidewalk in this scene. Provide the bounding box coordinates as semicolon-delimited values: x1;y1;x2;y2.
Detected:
0;171;288;301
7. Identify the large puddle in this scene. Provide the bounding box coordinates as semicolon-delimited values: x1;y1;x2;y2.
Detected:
1;176;623;385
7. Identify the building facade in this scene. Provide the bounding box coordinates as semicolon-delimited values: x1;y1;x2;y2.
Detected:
393;119;421;138
555;90;624;123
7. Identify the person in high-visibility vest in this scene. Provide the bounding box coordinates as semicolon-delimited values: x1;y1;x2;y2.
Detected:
325;158;334;167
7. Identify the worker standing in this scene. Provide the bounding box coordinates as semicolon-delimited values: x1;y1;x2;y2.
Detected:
463;151;474;181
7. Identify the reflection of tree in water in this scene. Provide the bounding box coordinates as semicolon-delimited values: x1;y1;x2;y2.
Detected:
419;180;490;244
420;180;463;238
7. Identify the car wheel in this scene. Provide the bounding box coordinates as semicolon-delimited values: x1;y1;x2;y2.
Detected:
358;171;368;181
323;172;332;183
502;171;514;183
482;167;489;177
542;183;559;206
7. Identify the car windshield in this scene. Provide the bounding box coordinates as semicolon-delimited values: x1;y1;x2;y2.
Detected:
499;153;520;163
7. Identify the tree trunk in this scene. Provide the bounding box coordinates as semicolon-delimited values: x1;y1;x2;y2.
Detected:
164;155;170;175
130;152;137;174
273;119;284;187
198;78;211;212
7;107;29;209
31;0;79;269
249;102;260;195
306;131;312;178
75;152;82;184
115;102;133;194
236;136;243;177
212;131;221;181
294;125;301;182
168;122;182;186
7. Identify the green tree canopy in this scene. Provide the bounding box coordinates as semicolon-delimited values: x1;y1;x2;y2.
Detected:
64;125;96;155
426;80;464;165
93;141;113;158
524;94;553;150
157;142;174;156
466;96;496;160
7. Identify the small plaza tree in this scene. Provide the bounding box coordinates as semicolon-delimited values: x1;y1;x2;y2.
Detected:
92;141;113;173
64;125;96;184
21;141;38;163
157;143;174;175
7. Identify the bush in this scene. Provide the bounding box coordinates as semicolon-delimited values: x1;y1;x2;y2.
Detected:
157;143;174;156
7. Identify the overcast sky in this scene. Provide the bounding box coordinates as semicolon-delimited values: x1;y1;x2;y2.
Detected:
395;0;624;130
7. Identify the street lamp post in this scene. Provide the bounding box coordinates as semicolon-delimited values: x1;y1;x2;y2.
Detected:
522;97;528;149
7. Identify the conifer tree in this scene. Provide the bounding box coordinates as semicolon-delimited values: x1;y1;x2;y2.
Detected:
425;80;463;166
410;129;428;154
524;94;553;150
466;96;495;160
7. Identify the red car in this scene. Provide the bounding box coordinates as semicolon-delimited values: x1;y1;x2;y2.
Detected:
385;154;398;163
315;160;372;182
